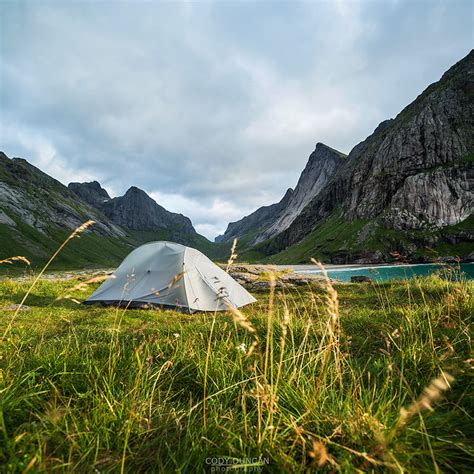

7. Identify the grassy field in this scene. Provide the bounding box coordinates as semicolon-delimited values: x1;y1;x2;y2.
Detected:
0;264;472;472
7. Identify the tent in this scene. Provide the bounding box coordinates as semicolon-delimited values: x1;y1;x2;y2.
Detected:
84;241;256;312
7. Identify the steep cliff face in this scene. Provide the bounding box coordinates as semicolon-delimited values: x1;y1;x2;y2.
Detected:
216;142;345;245
259;50;474;261
0;152;129;265
384;167;473;230
257;143;346;242
69;182;197;235
215;188;293;243
0;153;123;238
68;181;110;207
101;186;196;234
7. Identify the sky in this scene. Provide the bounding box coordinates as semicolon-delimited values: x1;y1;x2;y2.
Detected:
1;0;473;239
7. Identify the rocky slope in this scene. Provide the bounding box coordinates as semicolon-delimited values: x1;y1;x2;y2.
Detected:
0;153;124;239
0;154;211;267
217;143;346;245
257;143;347;242
215;188;294;243
68;181;111;207
0;152;130;265
69;183;196;235
254;50;474;263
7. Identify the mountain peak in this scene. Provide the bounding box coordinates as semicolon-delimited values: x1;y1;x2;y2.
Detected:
101;186;195;235
313;142;347;159
69;181;110;206
216;142;345;244
125;185;143;193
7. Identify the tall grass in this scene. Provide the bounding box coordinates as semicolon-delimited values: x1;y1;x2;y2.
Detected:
0;247;472;471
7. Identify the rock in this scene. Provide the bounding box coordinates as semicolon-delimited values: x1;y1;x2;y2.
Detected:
216;142;346;244
436;256;459;263
2;304;30;311
226;264;327;290
68;181;111;207
257;50;474;261
256;143;347;243
0;209;16;226
353;251;386;264
101;186;195;234
0;152;125;238
69;183;197;239
464;251;474;262
384;168;473;230
351;276;372;283
215;188;294;243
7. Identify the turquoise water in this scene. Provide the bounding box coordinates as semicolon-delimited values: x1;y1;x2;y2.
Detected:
297;263;474;282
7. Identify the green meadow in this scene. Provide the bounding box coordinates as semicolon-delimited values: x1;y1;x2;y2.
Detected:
0;266;472;472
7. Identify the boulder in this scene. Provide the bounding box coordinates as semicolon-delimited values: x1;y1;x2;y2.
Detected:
350;276;373;283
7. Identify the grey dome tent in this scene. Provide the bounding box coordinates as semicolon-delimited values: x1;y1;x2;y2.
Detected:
84;241;256;312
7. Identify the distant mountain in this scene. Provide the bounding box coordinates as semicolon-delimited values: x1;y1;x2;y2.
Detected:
215;187;294;244
216;143;346;245
68;180;111;207
0;154;215;268
0;152;130;267
69;183;196;236
3;51;472;268
250;50;474;263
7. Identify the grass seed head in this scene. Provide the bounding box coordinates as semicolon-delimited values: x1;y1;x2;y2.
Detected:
0;256;31;266
70;220;95;239
226;238;238;272
227;305;257;335
397;371;454;430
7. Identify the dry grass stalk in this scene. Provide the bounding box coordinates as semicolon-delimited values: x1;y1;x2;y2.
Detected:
57;274;110;301
1;220;95;341
168;272;185;289
251;378;276;412
0;256;31;266
281;304;290;340
274;304;290;390
311;258;343;388
308;440;335;467
225;238;238;272
227;305;258;335
246;340;259;358
396;371;454;432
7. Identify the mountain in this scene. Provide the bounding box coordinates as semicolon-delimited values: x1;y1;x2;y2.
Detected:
68;180;111;207
250;50;474;263
216;143;346;245
0;152;130;267
0;154;216;268
215;187;294;244
69;183;196;236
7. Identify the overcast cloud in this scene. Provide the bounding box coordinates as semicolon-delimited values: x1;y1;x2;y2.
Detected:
1;0;472;239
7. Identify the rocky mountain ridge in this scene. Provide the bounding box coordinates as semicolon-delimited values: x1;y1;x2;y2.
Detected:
68;180;111;207
217;142;346;245
0;153;209;266
215;187;294;243
252;50;474;263
68;182;196;235
0;153;124;239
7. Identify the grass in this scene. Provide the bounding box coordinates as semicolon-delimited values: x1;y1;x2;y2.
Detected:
240;211;473;265
0;220;230;275
0;263;472;472
0;213;133;272
265;213;369;264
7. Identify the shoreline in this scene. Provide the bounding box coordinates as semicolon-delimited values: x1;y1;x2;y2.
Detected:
1;261;471;282
244;262;471;272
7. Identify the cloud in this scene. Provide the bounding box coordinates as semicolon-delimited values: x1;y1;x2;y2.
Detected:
1;0;472;239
